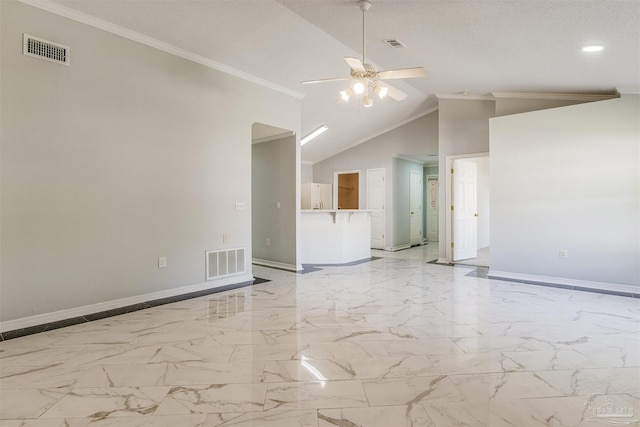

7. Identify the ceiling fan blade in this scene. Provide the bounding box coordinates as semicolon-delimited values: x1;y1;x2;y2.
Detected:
382;83;408;101
344;57;366;73
377;67;427;80
301;76;350;84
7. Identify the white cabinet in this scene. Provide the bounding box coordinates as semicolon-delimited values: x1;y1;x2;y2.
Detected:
301;182;332;210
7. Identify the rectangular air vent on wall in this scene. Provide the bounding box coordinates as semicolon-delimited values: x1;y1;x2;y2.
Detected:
23;34;70;66
206;248;245;281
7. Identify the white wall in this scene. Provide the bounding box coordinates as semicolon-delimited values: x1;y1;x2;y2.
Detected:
0;1;300;324
490;94;639;288
252;134;297;269
314;111;438;249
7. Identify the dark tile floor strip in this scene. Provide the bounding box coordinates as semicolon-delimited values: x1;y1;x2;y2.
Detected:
431;261;638;299
0;277;270;341
299;256;382;274
488;275;640;298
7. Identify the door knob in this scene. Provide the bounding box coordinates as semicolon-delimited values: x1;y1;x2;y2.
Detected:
474;213;478;217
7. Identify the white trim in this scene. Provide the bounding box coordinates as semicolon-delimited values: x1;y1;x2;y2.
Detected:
384;243;412;252
488;270;639;295
0;273;254;333
491;91;618;101
252;258;299;272
436;93;494;100
18;0;305;100
392;154;428;165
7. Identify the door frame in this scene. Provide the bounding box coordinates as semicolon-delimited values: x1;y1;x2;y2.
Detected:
444;152;489;264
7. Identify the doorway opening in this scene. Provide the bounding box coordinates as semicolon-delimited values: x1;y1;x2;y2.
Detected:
251;123;298;272
445;153;490;267
334;170;360;209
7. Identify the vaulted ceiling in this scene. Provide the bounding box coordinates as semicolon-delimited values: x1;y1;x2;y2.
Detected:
49;0;640;163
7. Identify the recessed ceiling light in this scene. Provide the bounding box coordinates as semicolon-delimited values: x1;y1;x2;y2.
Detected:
582;45;604;52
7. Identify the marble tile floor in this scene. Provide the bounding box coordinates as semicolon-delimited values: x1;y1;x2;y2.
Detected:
1;245;639;426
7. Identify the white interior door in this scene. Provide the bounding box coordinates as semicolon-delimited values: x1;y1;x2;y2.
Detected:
366;169;385;249
426;176;439;241
409;171;423;245
452;160;477;261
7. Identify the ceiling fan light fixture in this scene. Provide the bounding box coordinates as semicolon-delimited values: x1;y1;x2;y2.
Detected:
353;80;366;94
361;94;373;108
375;84;388;99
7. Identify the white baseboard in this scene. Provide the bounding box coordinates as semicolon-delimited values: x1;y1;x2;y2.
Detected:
0;273;254;333
252;258;299;272
384;244;412;252
488;270;639;295
436;258;451;264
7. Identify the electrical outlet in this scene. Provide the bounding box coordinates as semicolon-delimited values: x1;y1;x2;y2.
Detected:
223;234;229;243
235;202;246;211
276;201;281;209
559;249;569;259
158;256;167;268
266;238;270;246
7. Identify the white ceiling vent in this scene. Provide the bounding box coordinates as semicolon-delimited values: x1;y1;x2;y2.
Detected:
23;34;70;66
384;39;406;49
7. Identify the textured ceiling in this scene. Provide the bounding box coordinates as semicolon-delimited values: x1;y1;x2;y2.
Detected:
50;0;640;163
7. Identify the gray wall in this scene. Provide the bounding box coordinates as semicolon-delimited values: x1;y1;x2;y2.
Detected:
0;1;300;322
490;95;639;287
252;134;297;267
314;111;438;249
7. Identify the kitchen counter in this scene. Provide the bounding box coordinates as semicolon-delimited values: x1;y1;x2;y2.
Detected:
300;210;371;264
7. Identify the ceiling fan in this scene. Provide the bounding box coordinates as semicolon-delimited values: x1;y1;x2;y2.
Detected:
301;0;427;107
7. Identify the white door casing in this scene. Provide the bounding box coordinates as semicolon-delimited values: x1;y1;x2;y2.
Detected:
452;160;477;261
409;170;423;246
366;168;385;249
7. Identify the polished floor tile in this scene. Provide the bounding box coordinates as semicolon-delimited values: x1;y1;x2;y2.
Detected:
1;244;639;426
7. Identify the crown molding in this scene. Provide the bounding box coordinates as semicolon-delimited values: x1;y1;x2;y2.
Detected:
491;91;618;101
435;93;494;100
392;153;438;165
18;0;305;100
